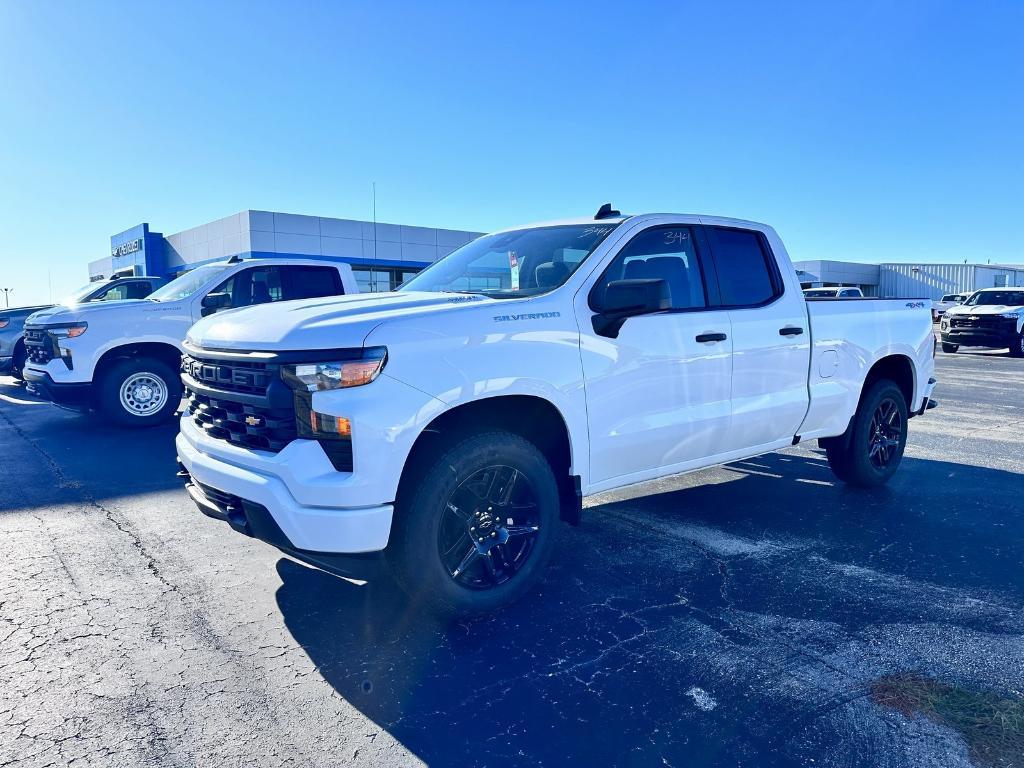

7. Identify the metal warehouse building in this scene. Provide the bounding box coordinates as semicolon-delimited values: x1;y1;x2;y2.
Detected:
794;260;1024;299
89;211;485;293
877;263;1024;299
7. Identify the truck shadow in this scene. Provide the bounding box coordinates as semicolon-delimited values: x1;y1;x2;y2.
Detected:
274;451;1024;767
0;376;183;511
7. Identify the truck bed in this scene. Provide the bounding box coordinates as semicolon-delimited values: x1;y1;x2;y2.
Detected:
799;298;935;440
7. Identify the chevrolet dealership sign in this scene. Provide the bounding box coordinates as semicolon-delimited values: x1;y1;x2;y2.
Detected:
111;238;143;258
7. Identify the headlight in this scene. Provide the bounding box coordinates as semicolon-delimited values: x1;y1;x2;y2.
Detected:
0;319;9;329
1000;313;1020;319
49;323;88;339
282;347;387;391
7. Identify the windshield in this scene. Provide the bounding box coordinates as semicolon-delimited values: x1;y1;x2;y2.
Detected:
963;290;1024;306
147;265;230;302
399;223;620;298
803;289;837;297
61;281;110;305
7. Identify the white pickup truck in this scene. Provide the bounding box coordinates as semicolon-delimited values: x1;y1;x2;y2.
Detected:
176;209;938;615
23;258;357;424
939;287;1024;356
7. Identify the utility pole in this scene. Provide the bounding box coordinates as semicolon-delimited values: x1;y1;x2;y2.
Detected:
372;182;378;291
0;288;12;308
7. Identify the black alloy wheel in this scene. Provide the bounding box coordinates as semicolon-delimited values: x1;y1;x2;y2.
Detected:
438;465;542;590
390;430;559;616
867;397;903;470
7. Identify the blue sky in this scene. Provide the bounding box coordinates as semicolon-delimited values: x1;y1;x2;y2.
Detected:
1;1;1021;306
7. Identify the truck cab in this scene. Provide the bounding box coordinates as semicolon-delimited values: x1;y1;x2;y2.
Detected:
176;210;936;615
23;258;357;424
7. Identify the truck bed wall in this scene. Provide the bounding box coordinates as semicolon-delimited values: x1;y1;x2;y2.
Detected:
799;299;935;440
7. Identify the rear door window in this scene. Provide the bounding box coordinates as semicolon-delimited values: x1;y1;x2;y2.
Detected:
706;227;782;307
283;266;343;299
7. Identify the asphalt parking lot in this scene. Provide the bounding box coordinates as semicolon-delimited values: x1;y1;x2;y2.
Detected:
1;347;1022;768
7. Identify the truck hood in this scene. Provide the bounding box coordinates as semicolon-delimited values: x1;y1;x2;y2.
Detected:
26;299;150;325
944;304;1024;316
187;291;496;350
0;304;50;320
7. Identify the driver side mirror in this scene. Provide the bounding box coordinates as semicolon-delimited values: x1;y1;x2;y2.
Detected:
201;291;232;317
591;278;670;338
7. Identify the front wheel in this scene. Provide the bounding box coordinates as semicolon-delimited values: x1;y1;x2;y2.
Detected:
390;431;559;616
824;380;909;488
10;341;26;380
99;357;182;427
1009;333;1024;358
941;342;959;353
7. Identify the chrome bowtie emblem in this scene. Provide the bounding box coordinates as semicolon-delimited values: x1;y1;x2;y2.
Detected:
245;415;262;427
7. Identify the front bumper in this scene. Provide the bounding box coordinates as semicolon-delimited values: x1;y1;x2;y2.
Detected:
23;368;94;409
941;324;1019;349
179;465;387;580
175;421;393;555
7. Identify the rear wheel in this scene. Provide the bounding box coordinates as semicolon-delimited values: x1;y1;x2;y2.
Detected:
99;357;182;427
824;380;908;488
941;342;959;353
390;431;559;616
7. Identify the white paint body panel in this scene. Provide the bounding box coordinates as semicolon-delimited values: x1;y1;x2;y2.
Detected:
180;214;936;554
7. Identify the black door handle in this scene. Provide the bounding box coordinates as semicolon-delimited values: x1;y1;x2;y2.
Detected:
695;333;727;343
779;326;804;336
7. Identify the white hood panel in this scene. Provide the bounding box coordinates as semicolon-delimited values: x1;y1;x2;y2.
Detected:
186;291;495;351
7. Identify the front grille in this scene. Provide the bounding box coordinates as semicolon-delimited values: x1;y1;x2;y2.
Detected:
182;352;296;452
181;355;275;395
182;347;355;471
187;389;298;451
948;315;1015;331
24;328;54;365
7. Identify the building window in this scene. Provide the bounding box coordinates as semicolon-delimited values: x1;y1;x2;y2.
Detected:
994;274;1008;288
353;265;423;292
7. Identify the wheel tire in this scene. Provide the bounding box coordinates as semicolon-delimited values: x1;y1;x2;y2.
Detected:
10;341;26;380
941;342;959;353
824;380;909;488
99;357;182;427
1009;333;1024;358
390;430;560;617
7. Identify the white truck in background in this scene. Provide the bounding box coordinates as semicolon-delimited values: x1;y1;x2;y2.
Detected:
940;287;1024;356
23;258;357;424
176;208;938;616
802;286;864;298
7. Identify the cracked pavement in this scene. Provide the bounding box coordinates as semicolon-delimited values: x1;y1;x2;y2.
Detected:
1;348;1022;767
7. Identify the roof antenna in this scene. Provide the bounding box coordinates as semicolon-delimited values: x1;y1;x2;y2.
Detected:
594;203;620;220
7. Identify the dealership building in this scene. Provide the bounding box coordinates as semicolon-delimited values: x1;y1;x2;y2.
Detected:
89;210;485;293
794;260;1024;299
